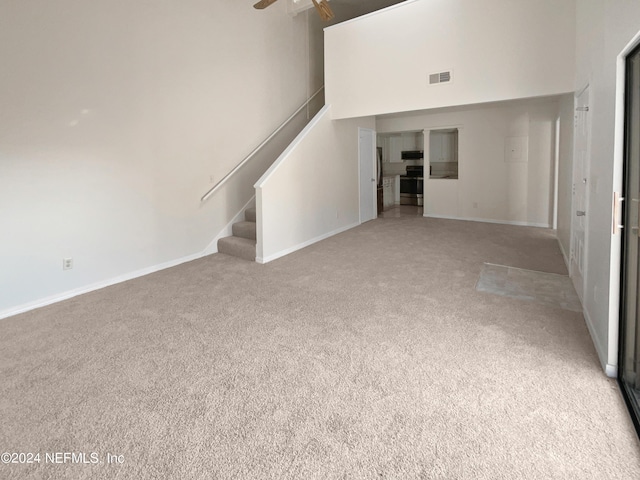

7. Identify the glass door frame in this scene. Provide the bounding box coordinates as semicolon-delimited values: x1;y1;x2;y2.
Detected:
618;41;640;438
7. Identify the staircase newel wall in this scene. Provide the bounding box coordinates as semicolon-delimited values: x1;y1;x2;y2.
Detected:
255;105;375;263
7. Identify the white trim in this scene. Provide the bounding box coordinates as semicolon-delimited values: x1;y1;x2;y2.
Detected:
421;124;464;133
256;221;360;264
583;306;616;376
255;105;330;189
553;116;560;230
0;250;208;320
202;196;256;255
1;198;257;320
569;84;591;306
575;82;590;100
256;189;264;261
423;213;551;229
358;127;377;223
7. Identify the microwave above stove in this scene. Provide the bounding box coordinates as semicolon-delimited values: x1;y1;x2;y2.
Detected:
401;150;424;160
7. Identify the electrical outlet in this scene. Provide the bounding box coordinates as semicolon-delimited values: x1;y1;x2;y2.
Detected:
473;202;478;209
63;258;73;270
209;175;215;183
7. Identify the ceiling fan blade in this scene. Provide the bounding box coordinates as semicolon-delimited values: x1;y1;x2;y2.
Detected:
253;0;279;10
311;0;335;21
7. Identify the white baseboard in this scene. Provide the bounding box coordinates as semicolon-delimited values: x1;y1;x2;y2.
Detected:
202;196;256;256
256;221;360;264
558;238;615;378
582;306;616;377
605;364;618;378
423;213;551;229
0;250;208;320
1;197;258;320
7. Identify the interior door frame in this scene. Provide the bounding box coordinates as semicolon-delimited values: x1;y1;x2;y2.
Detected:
358;127;377;223
570;84;590;302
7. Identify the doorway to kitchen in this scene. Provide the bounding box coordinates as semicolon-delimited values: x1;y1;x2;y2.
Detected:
376;130;424;216
379;205;423;218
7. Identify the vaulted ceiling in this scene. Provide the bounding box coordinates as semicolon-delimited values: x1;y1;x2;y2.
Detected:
292;0;405;23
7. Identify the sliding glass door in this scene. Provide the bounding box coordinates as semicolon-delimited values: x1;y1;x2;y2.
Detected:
620;43;640;434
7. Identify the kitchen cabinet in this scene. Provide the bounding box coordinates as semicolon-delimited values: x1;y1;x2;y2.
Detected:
430;130;457;163
401;131;425;152
401;132;417;151
380;131;424;163
389;135;403;162
382;176;395;208
429;129;459;179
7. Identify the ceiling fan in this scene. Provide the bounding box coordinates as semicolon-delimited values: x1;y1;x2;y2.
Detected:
253;0;335;21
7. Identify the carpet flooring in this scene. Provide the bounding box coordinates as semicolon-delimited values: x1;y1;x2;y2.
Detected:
1;215;640;479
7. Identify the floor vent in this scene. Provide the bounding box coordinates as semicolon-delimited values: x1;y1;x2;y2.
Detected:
429;70;452;85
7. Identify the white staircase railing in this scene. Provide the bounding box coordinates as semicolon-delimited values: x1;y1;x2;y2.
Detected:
200;86;325;203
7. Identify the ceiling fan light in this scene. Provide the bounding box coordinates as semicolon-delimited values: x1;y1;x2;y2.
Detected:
311;0;334;21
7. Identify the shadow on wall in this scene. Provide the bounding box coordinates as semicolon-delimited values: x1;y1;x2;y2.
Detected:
200;91;326;253
504;114;556;226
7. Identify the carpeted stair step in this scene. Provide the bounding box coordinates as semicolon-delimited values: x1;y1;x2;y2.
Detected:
245;207;256;223
232;221;256;240
217;236;256;261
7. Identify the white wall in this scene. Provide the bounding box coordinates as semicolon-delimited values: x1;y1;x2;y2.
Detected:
376;97;567;227
307;0;404;92
255;106;375;263
325;0;576;119
573;1;640;375
0;1;315;317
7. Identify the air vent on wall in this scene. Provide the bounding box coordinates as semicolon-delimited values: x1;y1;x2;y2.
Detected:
429;70;453;85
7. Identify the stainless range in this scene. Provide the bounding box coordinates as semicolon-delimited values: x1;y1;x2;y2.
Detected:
400;165;423;206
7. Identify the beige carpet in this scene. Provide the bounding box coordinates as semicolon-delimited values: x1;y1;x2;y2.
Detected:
1;216;640;479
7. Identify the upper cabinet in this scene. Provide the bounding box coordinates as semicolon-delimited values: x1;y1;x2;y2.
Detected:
401;131;424;152
429;128;459;179
379;131;424;163
401;132;417;151
430;130;457;163
389;135;403;162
